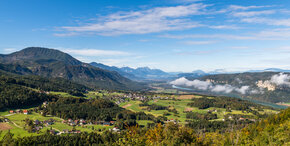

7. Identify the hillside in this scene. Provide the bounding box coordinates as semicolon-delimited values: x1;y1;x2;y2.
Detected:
0;47;82;66
0;72;91;110
0;47;146;90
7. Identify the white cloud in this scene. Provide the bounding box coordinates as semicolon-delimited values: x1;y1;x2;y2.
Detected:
235;86;250;94
2;48;17;53
241;17;290;26
255;28;290;40
183;40;217;45
161;28;290;40
250;89;263;94
170;77;212;90
228;5;270;11
231;46;249;49
99;58;130;66
63;49;131;56
170;77;251;94
208;25;241;29
270;73;290;86
211;84;234;93
231;10;275;17
174;0;204;4
160;34;254;40
57;4;208;36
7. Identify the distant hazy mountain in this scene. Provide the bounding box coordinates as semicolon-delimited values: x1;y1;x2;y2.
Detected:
176;70;207;79
0;47;145;90
90;62;141;80
247;68;290;73
192;70;206;75
90;62;170;80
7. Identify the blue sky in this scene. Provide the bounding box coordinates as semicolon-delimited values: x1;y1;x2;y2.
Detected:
1;0;290;72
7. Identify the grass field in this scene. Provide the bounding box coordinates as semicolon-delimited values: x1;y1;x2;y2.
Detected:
0;111;9;116
119;95;275;124
0;111;114;140
136;120;154;127
50;92;80;98
85;91;124;99
120;99;209;123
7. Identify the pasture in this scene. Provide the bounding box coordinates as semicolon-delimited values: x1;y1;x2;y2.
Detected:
119;95;275;124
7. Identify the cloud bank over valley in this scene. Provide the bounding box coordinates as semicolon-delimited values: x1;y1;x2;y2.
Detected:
170;73;290;95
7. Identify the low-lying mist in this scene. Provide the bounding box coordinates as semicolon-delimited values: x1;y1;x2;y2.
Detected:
170;73;290;95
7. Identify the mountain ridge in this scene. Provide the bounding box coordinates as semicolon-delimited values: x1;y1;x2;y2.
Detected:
0;47;145;90
90;62;170;80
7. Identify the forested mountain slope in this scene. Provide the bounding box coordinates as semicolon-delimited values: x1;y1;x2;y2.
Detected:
0;47;146;90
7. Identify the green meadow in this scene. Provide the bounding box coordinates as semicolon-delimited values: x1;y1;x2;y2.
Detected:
0;111;114;140
119;96;275;124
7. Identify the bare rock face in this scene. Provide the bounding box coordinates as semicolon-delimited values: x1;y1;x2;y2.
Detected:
256;80;276;91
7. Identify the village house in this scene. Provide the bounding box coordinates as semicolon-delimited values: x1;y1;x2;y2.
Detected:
165;119;177;124
103;122;110;126
43;101;48;107
34;119;40;125
50;130;56;135
16;109;21;113
23;110;29;115
80;119;86;125
111;127;120;132
43;119;55;126
110;121;115;125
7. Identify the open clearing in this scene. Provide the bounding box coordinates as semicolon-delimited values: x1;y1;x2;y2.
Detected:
122;104;132;108
184;108;193;112
119;96;276;124
177;95;201;99
0;123;12;130
0;111;115;140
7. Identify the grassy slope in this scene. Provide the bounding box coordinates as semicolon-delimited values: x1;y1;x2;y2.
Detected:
0;112;113;140
120;97;278;123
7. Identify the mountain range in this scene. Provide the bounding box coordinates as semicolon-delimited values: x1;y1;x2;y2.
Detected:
1;47;290;104
0;47;145;90
90;62;171;80
91;61;290;81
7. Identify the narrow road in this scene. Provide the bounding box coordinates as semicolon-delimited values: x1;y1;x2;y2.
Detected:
4;113;15;117
10;120;22;128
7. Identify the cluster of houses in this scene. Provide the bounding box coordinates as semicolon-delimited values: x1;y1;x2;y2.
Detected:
109;127;120;133
207;109;218;113
164;119;178;124
38;119;55;126
38;91;50;94
238;117;256;122
9;109;30;115
49;129;82;135
32;119;56;132
113;93;150;105
62;119;116;127
113;92;169;105
50;126;121;135
62;119;87;126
